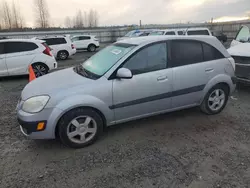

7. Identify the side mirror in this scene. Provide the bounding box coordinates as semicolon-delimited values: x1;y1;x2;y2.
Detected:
116;68;133;79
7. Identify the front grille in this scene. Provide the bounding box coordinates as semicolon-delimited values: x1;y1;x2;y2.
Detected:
232;56;250;79
232;56;250;65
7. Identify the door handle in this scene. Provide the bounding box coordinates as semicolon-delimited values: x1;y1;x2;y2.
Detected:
157;76;168;81
205;68;214;72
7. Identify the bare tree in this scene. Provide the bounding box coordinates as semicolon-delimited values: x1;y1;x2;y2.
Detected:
33;0;50;28
11;0;25;29
64;16;72;28
88;9;99;28
84;11;88;28
2;0;12;29
75;10;84;28
93;10;99;27
88;9;94;28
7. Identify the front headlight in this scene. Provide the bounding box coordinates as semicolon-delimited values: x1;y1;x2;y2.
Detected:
22;96;50;113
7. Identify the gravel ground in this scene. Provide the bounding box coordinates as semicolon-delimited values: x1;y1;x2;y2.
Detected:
0;50;250;188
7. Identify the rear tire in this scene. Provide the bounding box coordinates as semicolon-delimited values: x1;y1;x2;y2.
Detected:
57;50;69;60
87;44;96;52
200;84;229;115
32;63;49;78
58;108;103;148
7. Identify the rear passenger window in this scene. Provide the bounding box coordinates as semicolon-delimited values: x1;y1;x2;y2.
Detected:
123;43;167;74
187;30;209;35
79;36;91;40
202;43;224;61
0;43;4;54
165;31;176;35
5;42;38;53
170;40;203;67
43;38;67;45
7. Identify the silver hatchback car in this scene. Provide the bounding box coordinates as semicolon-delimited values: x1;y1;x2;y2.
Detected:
17;36;236;148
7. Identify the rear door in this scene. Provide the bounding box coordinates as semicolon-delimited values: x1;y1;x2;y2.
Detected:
170;40;209;108
5;42;38;75
79;36;91;49
0;42;8;76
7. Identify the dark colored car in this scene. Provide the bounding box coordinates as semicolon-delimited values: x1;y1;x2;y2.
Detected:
212;31;227;43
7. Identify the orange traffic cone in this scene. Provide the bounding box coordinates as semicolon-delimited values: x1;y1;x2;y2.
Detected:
29;65;36;82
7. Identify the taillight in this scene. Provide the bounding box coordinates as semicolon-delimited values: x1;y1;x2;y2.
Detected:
228;57;235;71
42;44;52;56
71;44;75;49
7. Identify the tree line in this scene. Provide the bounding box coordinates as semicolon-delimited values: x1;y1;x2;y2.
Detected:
0;0;99;30
64;9;99;29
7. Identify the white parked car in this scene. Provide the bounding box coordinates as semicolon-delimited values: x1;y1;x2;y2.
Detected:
36;36;76;60
71;35;100;52
0;39;57;77
149;28;212;36
228;25;250;83
116;29;155;41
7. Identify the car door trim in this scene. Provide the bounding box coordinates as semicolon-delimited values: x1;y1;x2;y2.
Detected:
109;84;205;109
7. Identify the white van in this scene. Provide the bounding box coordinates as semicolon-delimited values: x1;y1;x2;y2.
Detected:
150;28;212;36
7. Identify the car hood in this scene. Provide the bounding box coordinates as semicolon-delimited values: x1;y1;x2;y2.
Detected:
21;68;95;100
227;43;250;57
116;37;129;41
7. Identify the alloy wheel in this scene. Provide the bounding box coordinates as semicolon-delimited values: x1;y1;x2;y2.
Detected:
67;116;97;144
208;89;226;111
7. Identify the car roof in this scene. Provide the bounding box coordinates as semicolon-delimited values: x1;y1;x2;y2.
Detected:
116;35;230;57
0;38;43;43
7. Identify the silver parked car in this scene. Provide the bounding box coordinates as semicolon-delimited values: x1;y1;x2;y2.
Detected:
17;36;236;148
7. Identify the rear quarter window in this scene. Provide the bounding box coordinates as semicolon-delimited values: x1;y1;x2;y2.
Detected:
202;43;224;61
187;30;210;35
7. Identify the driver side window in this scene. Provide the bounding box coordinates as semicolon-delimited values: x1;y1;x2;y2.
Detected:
123;43;167;75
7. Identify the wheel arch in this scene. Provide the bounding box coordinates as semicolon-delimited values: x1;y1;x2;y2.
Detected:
55;106;107;139
200;74;233;104
31;62;49;71
57;50;69;58
52;95;113;138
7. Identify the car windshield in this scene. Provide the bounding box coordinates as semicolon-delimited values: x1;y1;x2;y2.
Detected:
81;43;136;77
149;31;164;36
125;31;134;37
236;25;250;42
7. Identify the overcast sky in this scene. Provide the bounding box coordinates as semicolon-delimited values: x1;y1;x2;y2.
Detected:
4;0;250;27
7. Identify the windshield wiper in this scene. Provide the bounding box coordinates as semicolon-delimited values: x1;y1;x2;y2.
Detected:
74;64;100;80
74;64;89;77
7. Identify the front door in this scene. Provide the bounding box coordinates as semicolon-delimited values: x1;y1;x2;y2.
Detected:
0;42;7;76
112;42;173;122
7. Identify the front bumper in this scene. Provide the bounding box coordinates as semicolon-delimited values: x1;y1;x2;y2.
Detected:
17;107;63;139
18;118;47;135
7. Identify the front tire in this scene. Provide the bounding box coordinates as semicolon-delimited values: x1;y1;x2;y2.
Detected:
87;44;96;52
200;84;229;115
57;51;69;60
58;108;103;148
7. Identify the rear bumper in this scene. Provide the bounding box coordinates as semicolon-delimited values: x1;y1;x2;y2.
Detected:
69;49;77;56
